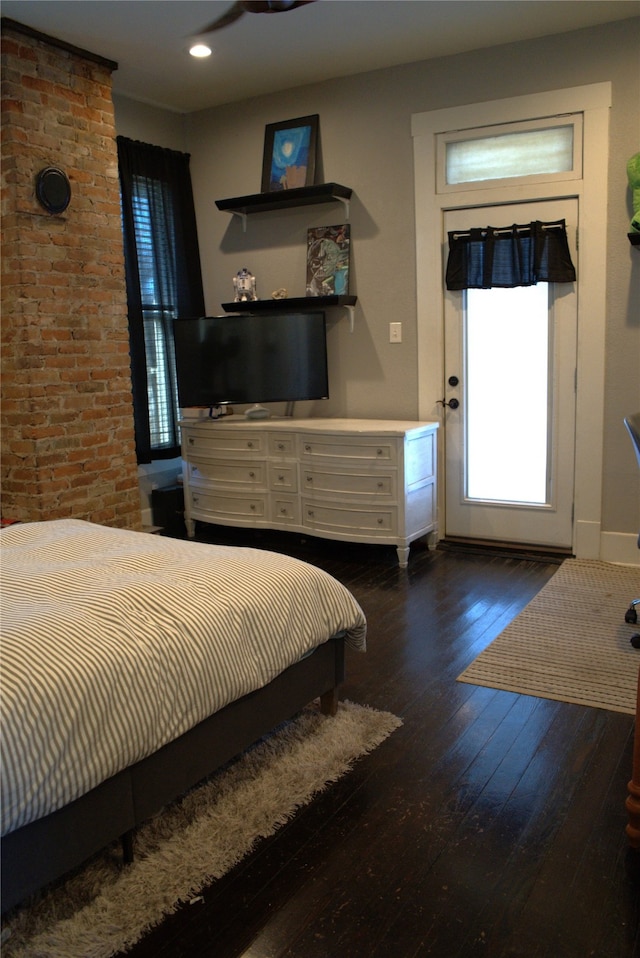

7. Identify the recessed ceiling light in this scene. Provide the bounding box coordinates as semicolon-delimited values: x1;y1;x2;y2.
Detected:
189;43;212;58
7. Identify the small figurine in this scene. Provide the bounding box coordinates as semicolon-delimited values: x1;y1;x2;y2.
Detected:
233;267;258;302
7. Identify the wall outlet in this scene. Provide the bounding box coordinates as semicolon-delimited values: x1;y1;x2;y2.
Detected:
389;322;402;343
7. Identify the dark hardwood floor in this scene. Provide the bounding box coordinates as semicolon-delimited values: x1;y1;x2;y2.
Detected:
125;527;639;958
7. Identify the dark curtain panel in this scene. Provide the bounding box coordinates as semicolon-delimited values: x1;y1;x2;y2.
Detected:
445;219;576;291
117;136;205;464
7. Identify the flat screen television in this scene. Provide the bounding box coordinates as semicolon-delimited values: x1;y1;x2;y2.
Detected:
173;312;329;411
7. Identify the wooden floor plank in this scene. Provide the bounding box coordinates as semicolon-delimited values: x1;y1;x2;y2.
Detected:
123;530;638;958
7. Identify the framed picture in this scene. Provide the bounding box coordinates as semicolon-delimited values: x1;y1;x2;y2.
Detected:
261;114;319;192
306;224;350;297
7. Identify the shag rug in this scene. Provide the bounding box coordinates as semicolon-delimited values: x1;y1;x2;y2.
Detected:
458;558;640;714
2;700;401;958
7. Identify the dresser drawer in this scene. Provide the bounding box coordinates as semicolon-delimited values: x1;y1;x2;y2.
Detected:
302;499;397;535
301;466;395;499
271;496;301;525
269;434;296;458
299;434;398;465
189;488;267;521
188;458;267;488
184;429;265;458
269;463;298;493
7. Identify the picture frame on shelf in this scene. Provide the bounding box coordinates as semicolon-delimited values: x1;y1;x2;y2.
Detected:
261;114;319;192
306;224;350;297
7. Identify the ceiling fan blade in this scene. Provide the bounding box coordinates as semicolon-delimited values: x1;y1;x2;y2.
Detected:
243;1;315;11
196;3;247;34
196;0;315;34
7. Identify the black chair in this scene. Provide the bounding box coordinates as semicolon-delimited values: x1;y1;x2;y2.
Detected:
624;413;640;648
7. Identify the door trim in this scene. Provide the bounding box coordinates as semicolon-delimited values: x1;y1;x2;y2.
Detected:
412;83;611;559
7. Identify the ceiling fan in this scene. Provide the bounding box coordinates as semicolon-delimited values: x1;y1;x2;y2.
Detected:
197;1;316;34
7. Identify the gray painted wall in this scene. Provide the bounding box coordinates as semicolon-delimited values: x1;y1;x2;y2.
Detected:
114;17;640;542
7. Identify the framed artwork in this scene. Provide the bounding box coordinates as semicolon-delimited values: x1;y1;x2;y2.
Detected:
306;224;350;296
261;114;319;192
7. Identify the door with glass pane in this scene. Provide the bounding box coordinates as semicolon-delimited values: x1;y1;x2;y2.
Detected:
443;200;578;547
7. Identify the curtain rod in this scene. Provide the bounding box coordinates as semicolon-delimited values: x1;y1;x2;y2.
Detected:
450;223;564;239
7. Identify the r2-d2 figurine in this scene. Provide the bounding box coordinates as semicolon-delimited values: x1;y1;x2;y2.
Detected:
233;267;258;302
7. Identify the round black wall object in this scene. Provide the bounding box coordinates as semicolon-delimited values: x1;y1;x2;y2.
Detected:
35;167;71;214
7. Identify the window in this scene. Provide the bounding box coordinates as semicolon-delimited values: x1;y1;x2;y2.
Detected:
117;137;205;464
130;181;180;451
465;283;551;504
437;115;583;193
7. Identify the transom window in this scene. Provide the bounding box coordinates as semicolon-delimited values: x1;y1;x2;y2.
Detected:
437;115;583;193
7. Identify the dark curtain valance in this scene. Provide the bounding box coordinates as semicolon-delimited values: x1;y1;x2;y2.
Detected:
445;219;576;291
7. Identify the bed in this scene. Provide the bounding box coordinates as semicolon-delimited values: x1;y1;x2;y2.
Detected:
0;519;366;913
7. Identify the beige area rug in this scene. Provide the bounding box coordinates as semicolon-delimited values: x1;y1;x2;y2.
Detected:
458;558;640;714
2;700;401;958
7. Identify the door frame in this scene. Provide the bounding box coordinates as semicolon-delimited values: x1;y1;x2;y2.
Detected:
412;83;611;559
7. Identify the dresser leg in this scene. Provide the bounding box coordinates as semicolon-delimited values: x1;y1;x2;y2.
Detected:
426;530;438;551
397;545;410;568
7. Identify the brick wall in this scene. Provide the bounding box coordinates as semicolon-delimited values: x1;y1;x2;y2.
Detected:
1;20;141;529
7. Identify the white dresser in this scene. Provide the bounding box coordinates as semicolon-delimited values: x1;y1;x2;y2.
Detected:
180;417;438;566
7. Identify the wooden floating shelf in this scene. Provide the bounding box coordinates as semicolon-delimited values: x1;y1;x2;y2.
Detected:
216;184;352;229
222;295;356;313
216;183;352;217
222;295;358;331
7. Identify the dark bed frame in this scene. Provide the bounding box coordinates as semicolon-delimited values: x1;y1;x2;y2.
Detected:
1;635;345;914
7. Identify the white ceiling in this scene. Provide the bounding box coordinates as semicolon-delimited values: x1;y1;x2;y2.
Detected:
2;0;639;113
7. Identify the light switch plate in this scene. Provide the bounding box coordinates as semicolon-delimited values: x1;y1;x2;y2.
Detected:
389;322;402;343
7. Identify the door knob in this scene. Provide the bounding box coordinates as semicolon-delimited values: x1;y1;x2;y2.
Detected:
437;397;459;410
448;376;459;387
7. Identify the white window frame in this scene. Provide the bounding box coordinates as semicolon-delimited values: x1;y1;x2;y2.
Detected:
412;83;611;560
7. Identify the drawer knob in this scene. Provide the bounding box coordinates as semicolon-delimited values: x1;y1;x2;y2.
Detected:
188;437;194;445
280;507;288;515
250;504;256;511
249;471;255;479
307;509;314;518
247;441;254;449
377;517;384;525
193;496;199;503
305;444;311;452
277;442;285;450
377;481;383;489
278;475;284;482
306;475;313;483
377;448;383;456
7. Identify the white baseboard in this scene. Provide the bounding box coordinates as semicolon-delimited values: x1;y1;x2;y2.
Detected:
600;531;640;566
574;522;639;565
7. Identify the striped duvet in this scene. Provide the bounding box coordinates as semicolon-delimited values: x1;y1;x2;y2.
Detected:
0;519;366;837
